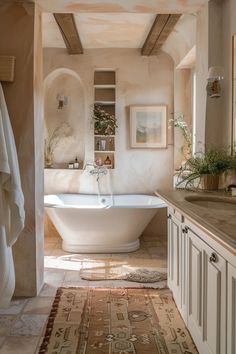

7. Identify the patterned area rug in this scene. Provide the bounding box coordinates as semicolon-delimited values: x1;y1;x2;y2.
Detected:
79;258;167;285
39;288;198;354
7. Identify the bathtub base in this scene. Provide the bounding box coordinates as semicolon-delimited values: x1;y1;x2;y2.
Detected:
62;239;140;253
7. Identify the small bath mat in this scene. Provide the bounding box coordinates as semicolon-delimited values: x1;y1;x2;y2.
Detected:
79;258;167;284
38;287;199;354
123;268;167;283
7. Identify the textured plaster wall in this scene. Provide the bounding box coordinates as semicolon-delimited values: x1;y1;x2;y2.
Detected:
36;0;208;14
163;0;233;157
222;0;236;148
0;2;44;296
44;70;85;166
196;0;235;149
44;48;174;195
205;0;224;146
163;15;196;168
173;69;193;168
195;2;208;150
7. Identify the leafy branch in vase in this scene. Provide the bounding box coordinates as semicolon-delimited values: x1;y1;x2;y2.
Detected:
169;113;192;159
44;122;72;167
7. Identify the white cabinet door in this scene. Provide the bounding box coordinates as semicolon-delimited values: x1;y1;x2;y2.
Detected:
168;212;181;307
227;263;236;354
180;225;188;321
187;227;226;354
168;211;187;319
202;241;226;354
187;228;203;347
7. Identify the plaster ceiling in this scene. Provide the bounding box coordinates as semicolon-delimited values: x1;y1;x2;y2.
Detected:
41;0;205;50
42;13;156;49
162;14;196;65
37;0;209;14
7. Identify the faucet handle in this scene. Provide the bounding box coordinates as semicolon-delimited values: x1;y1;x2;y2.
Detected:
84;161;95;168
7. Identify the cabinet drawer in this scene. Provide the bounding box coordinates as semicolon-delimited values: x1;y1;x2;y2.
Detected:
168;207;184;223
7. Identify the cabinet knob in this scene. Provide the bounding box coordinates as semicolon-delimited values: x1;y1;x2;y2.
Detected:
167;214;172;219
182;226;188;234
209;253;217;263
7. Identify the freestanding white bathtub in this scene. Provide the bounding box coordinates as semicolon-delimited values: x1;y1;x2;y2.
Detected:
44;194;166;253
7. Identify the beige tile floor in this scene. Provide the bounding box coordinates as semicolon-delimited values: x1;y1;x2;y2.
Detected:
0;233;167;354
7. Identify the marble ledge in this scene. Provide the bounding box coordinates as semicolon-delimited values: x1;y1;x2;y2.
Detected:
155;188;236;256
44;168;83;171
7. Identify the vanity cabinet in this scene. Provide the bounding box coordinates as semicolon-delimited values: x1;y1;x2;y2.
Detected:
167;209;228;354
227;263;236;354
187;226;226;354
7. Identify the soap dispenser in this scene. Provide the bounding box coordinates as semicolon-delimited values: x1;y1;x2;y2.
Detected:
74;157;79;169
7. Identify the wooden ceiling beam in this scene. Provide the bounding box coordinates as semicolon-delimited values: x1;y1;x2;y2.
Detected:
53;13;83;55
142;14;181;56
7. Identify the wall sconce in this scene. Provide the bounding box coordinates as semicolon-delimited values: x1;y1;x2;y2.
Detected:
56;94;68;109
206;66;224;98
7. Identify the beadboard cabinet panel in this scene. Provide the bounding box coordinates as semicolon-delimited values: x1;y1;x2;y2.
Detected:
227;263;236;354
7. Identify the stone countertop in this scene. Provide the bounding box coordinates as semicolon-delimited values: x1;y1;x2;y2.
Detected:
155;189;236;254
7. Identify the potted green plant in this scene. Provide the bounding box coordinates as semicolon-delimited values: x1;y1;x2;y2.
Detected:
176;146;235;190
93;104;117;135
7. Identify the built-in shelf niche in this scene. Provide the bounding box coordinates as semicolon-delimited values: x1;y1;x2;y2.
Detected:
94;71;115;85
95;88;115;102
94;136;115;152
94;69;116;169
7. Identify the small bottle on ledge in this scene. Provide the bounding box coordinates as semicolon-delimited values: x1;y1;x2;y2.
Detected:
68;162;74;169
96;139;100;151
108;138;114;151
74;157;79;169
104;156;112;165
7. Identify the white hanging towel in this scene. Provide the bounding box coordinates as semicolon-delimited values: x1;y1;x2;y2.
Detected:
0;83;25;307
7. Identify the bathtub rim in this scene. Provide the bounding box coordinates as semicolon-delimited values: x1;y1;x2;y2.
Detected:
44;193;167;209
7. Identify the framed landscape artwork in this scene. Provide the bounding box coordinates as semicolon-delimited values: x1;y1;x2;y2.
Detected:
130;105;167;148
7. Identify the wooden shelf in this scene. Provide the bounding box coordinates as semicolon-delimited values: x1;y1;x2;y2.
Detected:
44;167;83;170
94;84;116;88
94;101;115;105
94;134;115;137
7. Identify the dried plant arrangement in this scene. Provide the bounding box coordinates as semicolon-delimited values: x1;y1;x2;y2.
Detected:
44;122;72;167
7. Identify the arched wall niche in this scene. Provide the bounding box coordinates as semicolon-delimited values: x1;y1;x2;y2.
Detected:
44;68;86;168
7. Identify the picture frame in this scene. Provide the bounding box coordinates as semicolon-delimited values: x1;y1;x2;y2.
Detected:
129;105;167;148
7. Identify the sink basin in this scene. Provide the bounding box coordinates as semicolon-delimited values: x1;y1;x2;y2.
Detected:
184;195;236;210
